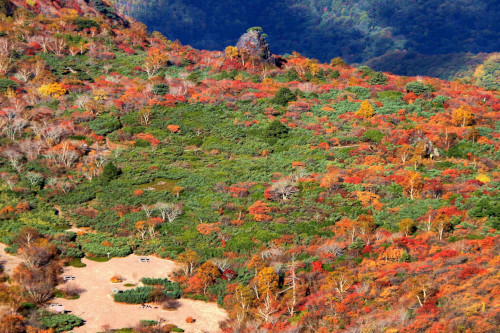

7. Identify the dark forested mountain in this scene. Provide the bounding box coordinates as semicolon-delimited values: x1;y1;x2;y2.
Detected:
112;0;500;79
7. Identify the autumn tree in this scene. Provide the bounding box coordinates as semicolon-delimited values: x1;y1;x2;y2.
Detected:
177;250;200;276
452;105;474;127
224;46;239;60
256;267;279;298
408;275;434;307
195;261;221;294
232;284;254;324
432;213;451;240
401;171;423;200
153;202;182;223
38;82;66;98
143;48;168;79
248;200;271;222
356;100;374;118
399;218;416;236
325;268;354;300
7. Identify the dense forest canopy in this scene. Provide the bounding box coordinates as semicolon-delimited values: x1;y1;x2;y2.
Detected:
112;0;500;78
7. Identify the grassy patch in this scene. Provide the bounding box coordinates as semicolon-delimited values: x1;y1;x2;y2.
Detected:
138;178;180;191
68;258;86;268
86;256;110;262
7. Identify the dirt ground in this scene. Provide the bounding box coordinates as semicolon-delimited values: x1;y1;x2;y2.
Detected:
0;243;22;275
0;245;227;332
55;255;227;332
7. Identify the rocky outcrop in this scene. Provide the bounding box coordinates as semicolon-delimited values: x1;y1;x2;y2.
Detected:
236;29;275;65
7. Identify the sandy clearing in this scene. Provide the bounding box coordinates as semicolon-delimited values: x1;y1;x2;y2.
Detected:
0;243;22;275
55;255;227;333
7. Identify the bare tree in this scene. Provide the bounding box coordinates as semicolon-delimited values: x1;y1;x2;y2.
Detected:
2;118;27;141
19;140;45;161
47;142;79;167
0;54;10;73
211;258;230;271
74;94;92;109
25;172;44;187
281;256;299;316
256;293;278;322
0;38;12;56
141;204;153;218
48;38;67;56
1;173;18;190
3;149;23;172
154;202;182;222
271;180;298;201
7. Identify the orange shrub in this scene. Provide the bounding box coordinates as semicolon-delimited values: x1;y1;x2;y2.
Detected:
110;275;122;283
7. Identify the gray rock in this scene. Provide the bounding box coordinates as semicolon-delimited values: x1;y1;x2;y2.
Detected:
236;30;275;64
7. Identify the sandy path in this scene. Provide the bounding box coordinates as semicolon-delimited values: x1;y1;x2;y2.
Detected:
0;243;22;275
55;255;227;333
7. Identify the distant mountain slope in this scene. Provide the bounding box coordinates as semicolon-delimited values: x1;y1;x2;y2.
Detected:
367;51;500;90
112;0;500;78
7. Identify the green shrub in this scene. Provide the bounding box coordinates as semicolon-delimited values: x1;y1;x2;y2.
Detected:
74;18;100;31
0;78;18;92
78;234;132;257
272;87;296;106
114;286;153;303
405;81;432;95
363;129;384;143
89;114;121;135
265;119;289;138
369;72;388;85
152;83;169;95
358;65;374;76
39;312;84;332
101;162;121;182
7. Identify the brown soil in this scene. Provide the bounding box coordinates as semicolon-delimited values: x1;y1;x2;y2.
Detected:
0;243;22;275
55;255;227;332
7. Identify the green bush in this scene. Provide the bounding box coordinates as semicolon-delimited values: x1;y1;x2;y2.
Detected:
89;114;121;135
265;119;289;138
369;72;388;85
405;81;432;95
114;286;153;303
272;87;296;106
363;129;384;143
152;83;169;95
101;162;121;182
113;279;181;304
0;78;18;92
74;18;100;31
78;234;132;257
39;312;84;333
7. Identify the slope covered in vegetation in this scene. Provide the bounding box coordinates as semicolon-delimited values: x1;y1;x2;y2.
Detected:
0;0;498;332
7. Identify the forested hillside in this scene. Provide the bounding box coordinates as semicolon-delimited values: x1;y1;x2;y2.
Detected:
0;0;498;332
112;0;500;83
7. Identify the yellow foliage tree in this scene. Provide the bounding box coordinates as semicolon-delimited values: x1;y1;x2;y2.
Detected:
356;100;374;118
224;46;239;60
143;48;168;79
476;173;490;183
38;82;66;98
452;105;474;127
257;267;279;297
398;218;415;236
330;57;346;66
